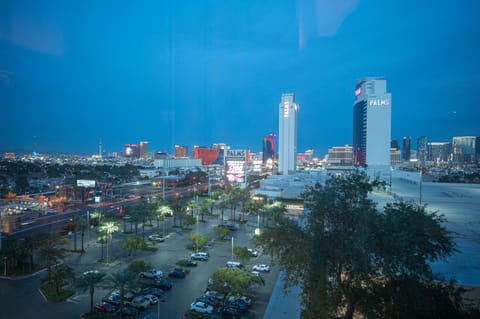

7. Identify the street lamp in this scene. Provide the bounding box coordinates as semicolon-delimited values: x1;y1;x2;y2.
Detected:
231;237;234;261
3;257;7;276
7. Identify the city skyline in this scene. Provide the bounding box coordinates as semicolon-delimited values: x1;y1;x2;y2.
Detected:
1;1;479;156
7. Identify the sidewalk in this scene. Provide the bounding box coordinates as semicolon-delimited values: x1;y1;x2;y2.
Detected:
262;271;301;319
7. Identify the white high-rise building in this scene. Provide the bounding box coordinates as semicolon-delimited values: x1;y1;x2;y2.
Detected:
352;78;391;169
278;93;298;175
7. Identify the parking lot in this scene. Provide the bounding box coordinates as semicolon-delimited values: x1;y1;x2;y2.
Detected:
0;212;279;319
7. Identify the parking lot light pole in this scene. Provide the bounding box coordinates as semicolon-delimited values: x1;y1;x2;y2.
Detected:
231;237;234;261
3;257;6;276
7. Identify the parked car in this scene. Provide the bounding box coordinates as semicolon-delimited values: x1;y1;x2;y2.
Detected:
118;306;139;317
226;261;244;269
148;234;165;242
196;295;219;307
248;248;259;257
82;269;100;277
140;269;163;279
226;298;249;310
168;268;186;278
228;296;252;306
190;301;214;314
191;252;209;261
143;294;159;305
94;302;116;313
220;305;242;316
102;294;121;306
152;278;173;290
125;296;150;310
184;258;198;267
252;264;270;272
141;287;164;297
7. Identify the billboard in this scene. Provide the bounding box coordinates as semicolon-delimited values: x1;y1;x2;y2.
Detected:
124;144;140;158
77;180;96;188
225;149;247;185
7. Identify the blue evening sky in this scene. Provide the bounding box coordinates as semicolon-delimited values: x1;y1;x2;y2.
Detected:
1;0;479;157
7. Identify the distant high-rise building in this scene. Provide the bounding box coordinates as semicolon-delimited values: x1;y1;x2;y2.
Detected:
124;144;140;159
390;148;401;165
174;145;188;158
402;137;411;162
452;136;480;164
98;138;103;158
327;145;353;166
153;151;168;160
262;133;276;164
278;93;298;175
417;136;428;165
139;141;149;159
305;149;314;162
391;140;399;150
428;142;451;163
352;78;391;168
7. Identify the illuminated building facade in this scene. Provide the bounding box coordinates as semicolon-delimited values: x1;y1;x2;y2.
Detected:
262;133;276;164
193;146;222;165
353;78;391;168
417;136;428;165
124;144;140;159
452;136;480;164
139;141;149;159
278;93;298;175
327;145;353;166
428;142;451;163
174;145;188;158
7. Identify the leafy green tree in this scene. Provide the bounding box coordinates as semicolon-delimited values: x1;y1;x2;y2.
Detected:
127;260;152;274
210;267;264;302
119;236;147;257
233;246;251;263
38;244;65;271
213;225;230;240
256;172;462;319
77;271;105;313
188;233;208;251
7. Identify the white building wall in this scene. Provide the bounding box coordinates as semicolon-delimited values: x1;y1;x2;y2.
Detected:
278;93;298;175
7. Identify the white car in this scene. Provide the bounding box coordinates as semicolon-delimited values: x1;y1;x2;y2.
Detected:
140;269;163;278
252;264;270;272
190;301;214;314
248;248;259;257
143;294;158;305
148;234;165;242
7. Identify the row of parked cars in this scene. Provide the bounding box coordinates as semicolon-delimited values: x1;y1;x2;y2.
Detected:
95;267;188;317
189;290;253;318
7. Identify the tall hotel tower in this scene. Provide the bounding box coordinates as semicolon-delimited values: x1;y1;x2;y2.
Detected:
353;78;391;169
278;93;298;175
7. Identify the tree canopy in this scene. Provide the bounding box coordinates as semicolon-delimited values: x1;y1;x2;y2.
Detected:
255;171;476;319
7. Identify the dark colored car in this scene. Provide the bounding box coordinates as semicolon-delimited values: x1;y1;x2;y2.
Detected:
142;287;164;297
94;302;116;313
168;268;186;278
119;306;139;317
102;294;121;306
185;258;198;267
152;278;173;290
220;305;242;316
225;299;249;311
196;295;219;307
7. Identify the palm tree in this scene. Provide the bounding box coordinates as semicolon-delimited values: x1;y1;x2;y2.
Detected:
77;271;105;313
42;264;75;297
103;270;137;319
99;220;120;263
38;245;65;271
156;204;173;236
24;232;50;272
217;195;229;225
